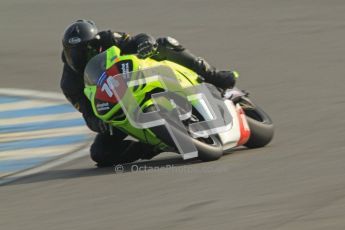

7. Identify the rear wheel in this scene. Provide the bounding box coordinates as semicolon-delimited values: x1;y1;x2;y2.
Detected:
238;97;274;148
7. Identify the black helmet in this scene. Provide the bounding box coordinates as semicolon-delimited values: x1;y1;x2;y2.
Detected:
62;19;100;73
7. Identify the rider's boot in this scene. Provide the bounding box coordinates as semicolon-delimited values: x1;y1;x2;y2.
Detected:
194;57;239;89
105;141;160;166
128;142;161;160
91;136;160;167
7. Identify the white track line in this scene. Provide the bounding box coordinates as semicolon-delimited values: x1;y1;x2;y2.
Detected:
0;100;66;111
0;126;91;143
0;143;88;160
0;88;94;184
0;146;90;186
0;112;82;126
0;89;65;101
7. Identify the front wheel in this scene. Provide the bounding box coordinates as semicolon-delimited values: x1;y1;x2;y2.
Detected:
238;97;274;148
192;135;223;161
145;105;223;161
149;121;223;162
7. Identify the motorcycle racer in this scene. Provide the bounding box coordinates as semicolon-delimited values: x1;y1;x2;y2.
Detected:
61;19;239;166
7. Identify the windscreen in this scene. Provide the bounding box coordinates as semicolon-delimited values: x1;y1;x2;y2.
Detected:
84;52;107;86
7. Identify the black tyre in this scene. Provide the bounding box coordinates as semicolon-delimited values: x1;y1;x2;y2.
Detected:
238;97;274;148
145;105;223;161
192;135;223;161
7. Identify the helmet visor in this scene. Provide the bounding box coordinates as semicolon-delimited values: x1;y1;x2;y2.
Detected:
64;41;99;74
64;44;88;73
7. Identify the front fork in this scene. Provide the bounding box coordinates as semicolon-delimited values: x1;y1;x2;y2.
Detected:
217;99;251;150
235;104;251;146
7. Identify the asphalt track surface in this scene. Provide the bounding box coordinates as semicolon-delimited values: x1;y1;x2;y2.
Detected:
1;0;345;229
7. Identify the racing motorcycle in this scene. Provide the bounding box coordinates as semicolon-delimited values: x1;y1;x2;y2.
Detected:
84;46;274;161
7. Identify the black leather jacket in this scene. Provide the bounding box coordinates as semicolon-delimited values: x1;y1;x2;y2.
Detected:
60;31;206;135
61;31;188;134
61;31;157;134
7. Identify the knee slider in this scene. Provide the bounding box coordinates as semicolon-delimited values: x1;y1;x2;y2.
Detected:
90;142;103;163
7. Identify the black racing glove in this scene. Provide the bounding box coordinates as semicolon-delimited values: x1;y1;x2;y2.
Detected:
137;37;158;59
96;30;116;49
85;115;112;134
97;119;111;134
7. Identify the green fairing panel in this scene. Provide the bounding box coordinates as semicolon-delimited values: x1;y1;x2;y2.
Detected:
83;45;202;148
